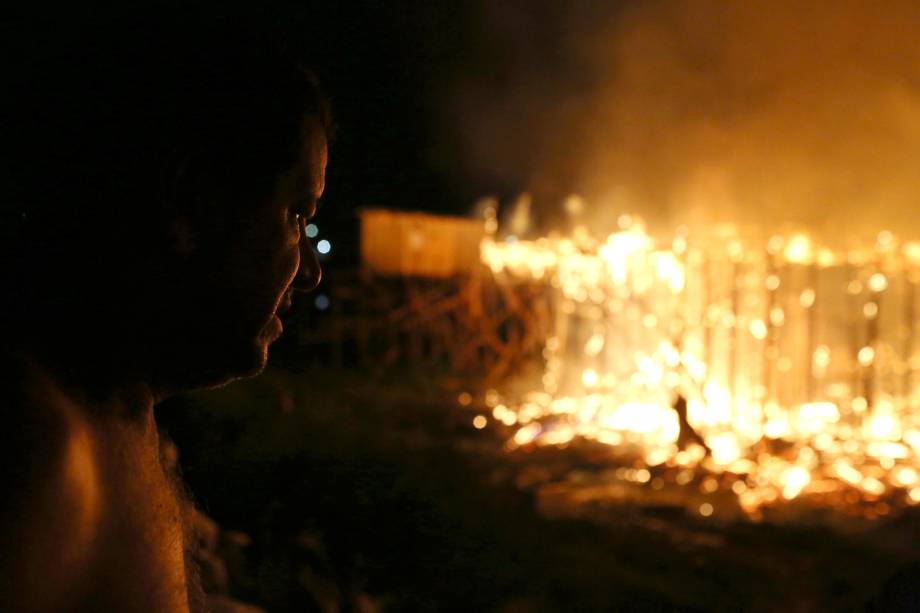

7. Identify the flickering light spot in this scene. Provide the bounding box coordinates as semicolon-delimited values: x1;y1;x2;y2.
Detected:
781;466;811;499
858;346;876;366
863;302;878;319
812;345;832;369
814;433;834;450
514;423;541;446
701;476;719;493
584;333;605;356
457;392;472;406
862;477;886;496
646;447;672;466
895;467;918;486
564;196;584;215
314;294;330;311
728;241;744;262
484;218;498;234
847;280;863;295
749;319;768;340
906;242;920;264
316;239;331;254
699;503;714;517
833;460;864;485
492;404;518;426
305;223;318;238
672;236;687;254
770;306;785;326
777;356;792;372
869;272;888;292
852;396;868;413
765;275;780;291
472;415;487;429
767;235;784;255
732;480;747;495
817;249;836;267
784;234;813;263
869;412;898;440
709;434;742;465
581;369;598;387
800;288;816;308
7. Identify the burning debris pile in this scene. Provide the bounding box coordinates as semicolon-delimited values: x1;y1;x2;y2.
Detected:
478;205;920;521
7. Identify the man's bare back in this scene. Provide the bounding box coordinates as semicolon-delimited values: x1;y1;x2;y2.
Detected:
2;358;189;611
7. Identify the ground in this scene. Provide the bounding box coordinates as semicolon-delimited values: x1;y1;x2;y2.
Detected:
158;365;920;612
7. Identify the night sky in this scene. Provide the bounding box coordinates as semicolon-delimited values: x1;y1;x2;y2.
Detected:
260;1;615;264
7;2;505;263
7;2;628;264
275;1;490;264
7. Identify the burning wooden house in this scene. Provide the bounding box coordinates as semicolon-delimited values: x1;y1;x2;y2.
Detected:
352;201;920;524
360;208;484;278
480;214;920;522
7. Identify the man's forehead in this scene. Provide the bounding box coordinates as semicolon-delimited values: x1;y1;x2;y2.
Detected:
301;117;328;193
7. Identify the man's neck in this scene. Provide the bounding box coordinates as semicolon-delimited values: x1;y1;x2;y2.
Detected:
23;349;159;422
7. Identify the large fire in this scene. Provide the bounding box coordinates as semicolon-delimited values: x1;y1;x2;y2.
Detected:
478;204;920;520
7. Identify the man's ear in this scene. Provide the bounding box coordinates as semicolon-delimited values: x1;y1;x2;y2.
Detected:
168;215;197;257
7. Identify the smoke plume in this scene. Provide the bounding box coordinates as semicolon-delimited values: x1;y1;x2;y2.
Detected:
450;0;920;243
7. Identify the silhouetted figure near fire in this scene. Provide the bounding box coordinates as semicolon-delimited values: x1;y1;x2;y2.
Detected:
1;12;328;612
672;394;711;457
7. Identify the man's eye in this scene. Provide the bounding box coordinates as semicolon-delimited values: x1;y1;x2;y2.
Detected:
290;199;320;221
288;202;308;219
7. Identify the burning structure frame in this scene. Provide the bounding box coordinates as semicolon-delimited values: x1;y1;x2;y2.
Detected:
480;211;920;521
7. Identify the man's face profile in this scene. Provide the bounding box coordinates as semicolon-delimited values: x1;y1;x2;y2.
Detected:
168;116;328;389
5;22;333;398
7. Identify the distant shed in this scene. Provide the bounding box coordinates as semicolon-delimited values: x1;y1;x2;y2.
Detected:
360;208;484;278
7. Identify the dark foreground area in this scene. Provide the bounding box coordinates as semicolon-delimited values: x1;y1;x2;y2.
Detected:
159;366;920;612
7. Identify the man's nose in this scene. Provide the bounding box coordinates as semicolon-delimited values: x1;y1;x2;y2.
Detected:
294;219;322;292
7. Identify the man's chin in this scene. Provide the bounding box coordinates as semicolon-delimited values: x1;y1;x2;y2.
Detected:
204;317;280;382
157;337;272;393
217;339;271;384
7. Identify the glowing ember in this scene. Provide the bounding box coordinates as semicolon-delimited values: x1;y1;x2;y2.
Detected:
480;211;920;518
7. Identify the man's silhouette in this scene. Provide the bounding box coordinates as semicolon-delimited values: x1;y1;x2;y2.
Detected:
1;13;328;611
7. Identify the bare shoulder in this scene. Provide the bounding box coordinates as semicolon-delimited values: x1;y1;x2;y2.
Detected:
0;356;192;612
0;358;101;611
